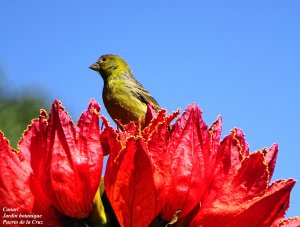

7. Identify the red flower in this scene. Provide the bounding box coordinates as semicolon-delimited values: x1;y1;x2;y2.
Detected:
104;104;299;227
188;130;295;226
0;99;103;225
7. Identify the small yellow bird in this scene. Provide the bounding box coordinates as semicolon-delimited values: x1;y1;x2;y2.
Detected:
89;54;160;128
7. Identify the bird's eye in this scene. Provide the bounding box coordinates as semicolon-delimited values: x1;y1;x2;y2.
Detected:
102;57;107;62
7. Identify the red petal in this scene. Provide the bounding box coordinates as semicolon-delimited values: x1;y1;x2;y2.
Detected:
279;217;300;226
231;152;269;200
233;128;250;156
105;137;158;226
198;116;223;197
0;132;34;215
190;179;296;226
144;103;158;126
229;179;296;227
47;99;103;218
100;116;120;156
162;104;209;220
146;110;171;213
77;99;103;192
18;111;61;222
218;131;243;174
19;110;48;174
143;108;180;141
263;144;278;181
143;108;167;141
200;152;269;215
118;120;138;134
204;128;248;205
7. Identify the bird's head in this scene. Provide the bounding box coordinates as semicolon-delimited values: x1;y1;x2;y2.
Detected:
89;54;130;79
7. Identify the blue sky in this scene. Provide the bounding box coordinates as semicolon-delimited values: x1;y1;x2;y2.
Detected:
1;1;299;218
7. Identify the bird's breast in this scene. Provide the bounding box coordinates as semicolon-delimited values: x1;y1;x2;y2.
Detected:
102;80;147;125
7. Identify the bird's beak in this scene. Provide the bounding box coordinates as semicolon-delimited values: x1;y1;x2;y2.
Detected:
89;63;100;71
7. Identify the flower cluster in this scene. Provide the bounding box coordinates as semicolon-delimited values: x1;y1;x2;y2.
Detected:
103;104;300;227
0;99;299;226
0;99;103;226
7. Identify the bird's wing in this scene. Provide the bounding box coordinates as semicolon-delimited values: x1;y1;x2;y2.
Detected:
129;79;160;110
